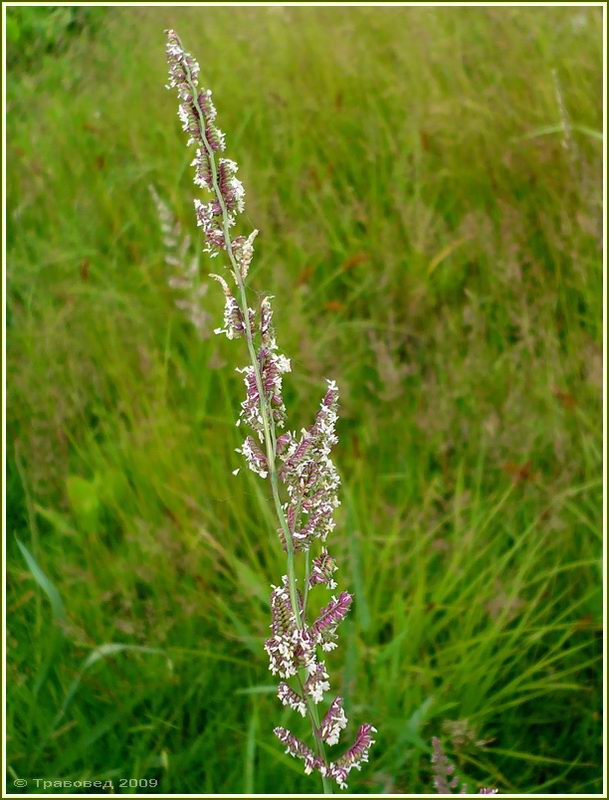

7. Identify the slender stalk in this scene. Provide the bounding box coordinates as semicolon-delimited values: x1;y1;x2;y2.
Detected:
184;65;331;792
303;548;311;613
297;674;334;795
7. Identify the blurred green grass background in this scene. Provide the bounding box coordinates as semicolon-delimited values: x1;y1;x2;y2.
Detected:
5;5;603;795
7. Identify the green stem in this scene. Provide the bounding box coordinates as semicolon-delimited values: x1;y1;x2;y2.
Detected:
183;58;331;793
303;547;311;614
297;674;334;795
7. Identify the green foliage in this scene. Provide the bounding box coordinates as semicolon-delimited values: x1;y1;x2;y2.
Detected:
5;7;103;69
6;6;602;794
15;538;66;626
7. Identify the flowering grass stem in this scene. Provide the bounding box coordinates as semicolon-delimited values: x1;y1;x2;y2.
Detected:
178;36;332;792
166;29;375;791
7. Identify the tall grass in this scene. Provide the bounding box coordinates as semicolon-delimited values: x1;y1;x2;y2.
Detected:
6;6;603;794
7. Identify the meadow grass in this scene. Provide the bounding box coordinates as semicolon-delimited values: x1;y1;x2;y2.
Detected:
6;6;603;794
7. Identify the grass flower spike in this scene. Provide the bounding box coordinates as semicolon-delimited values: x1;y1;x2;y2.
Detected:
165;29;376;792
149;185;210;338
431;737;498;795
